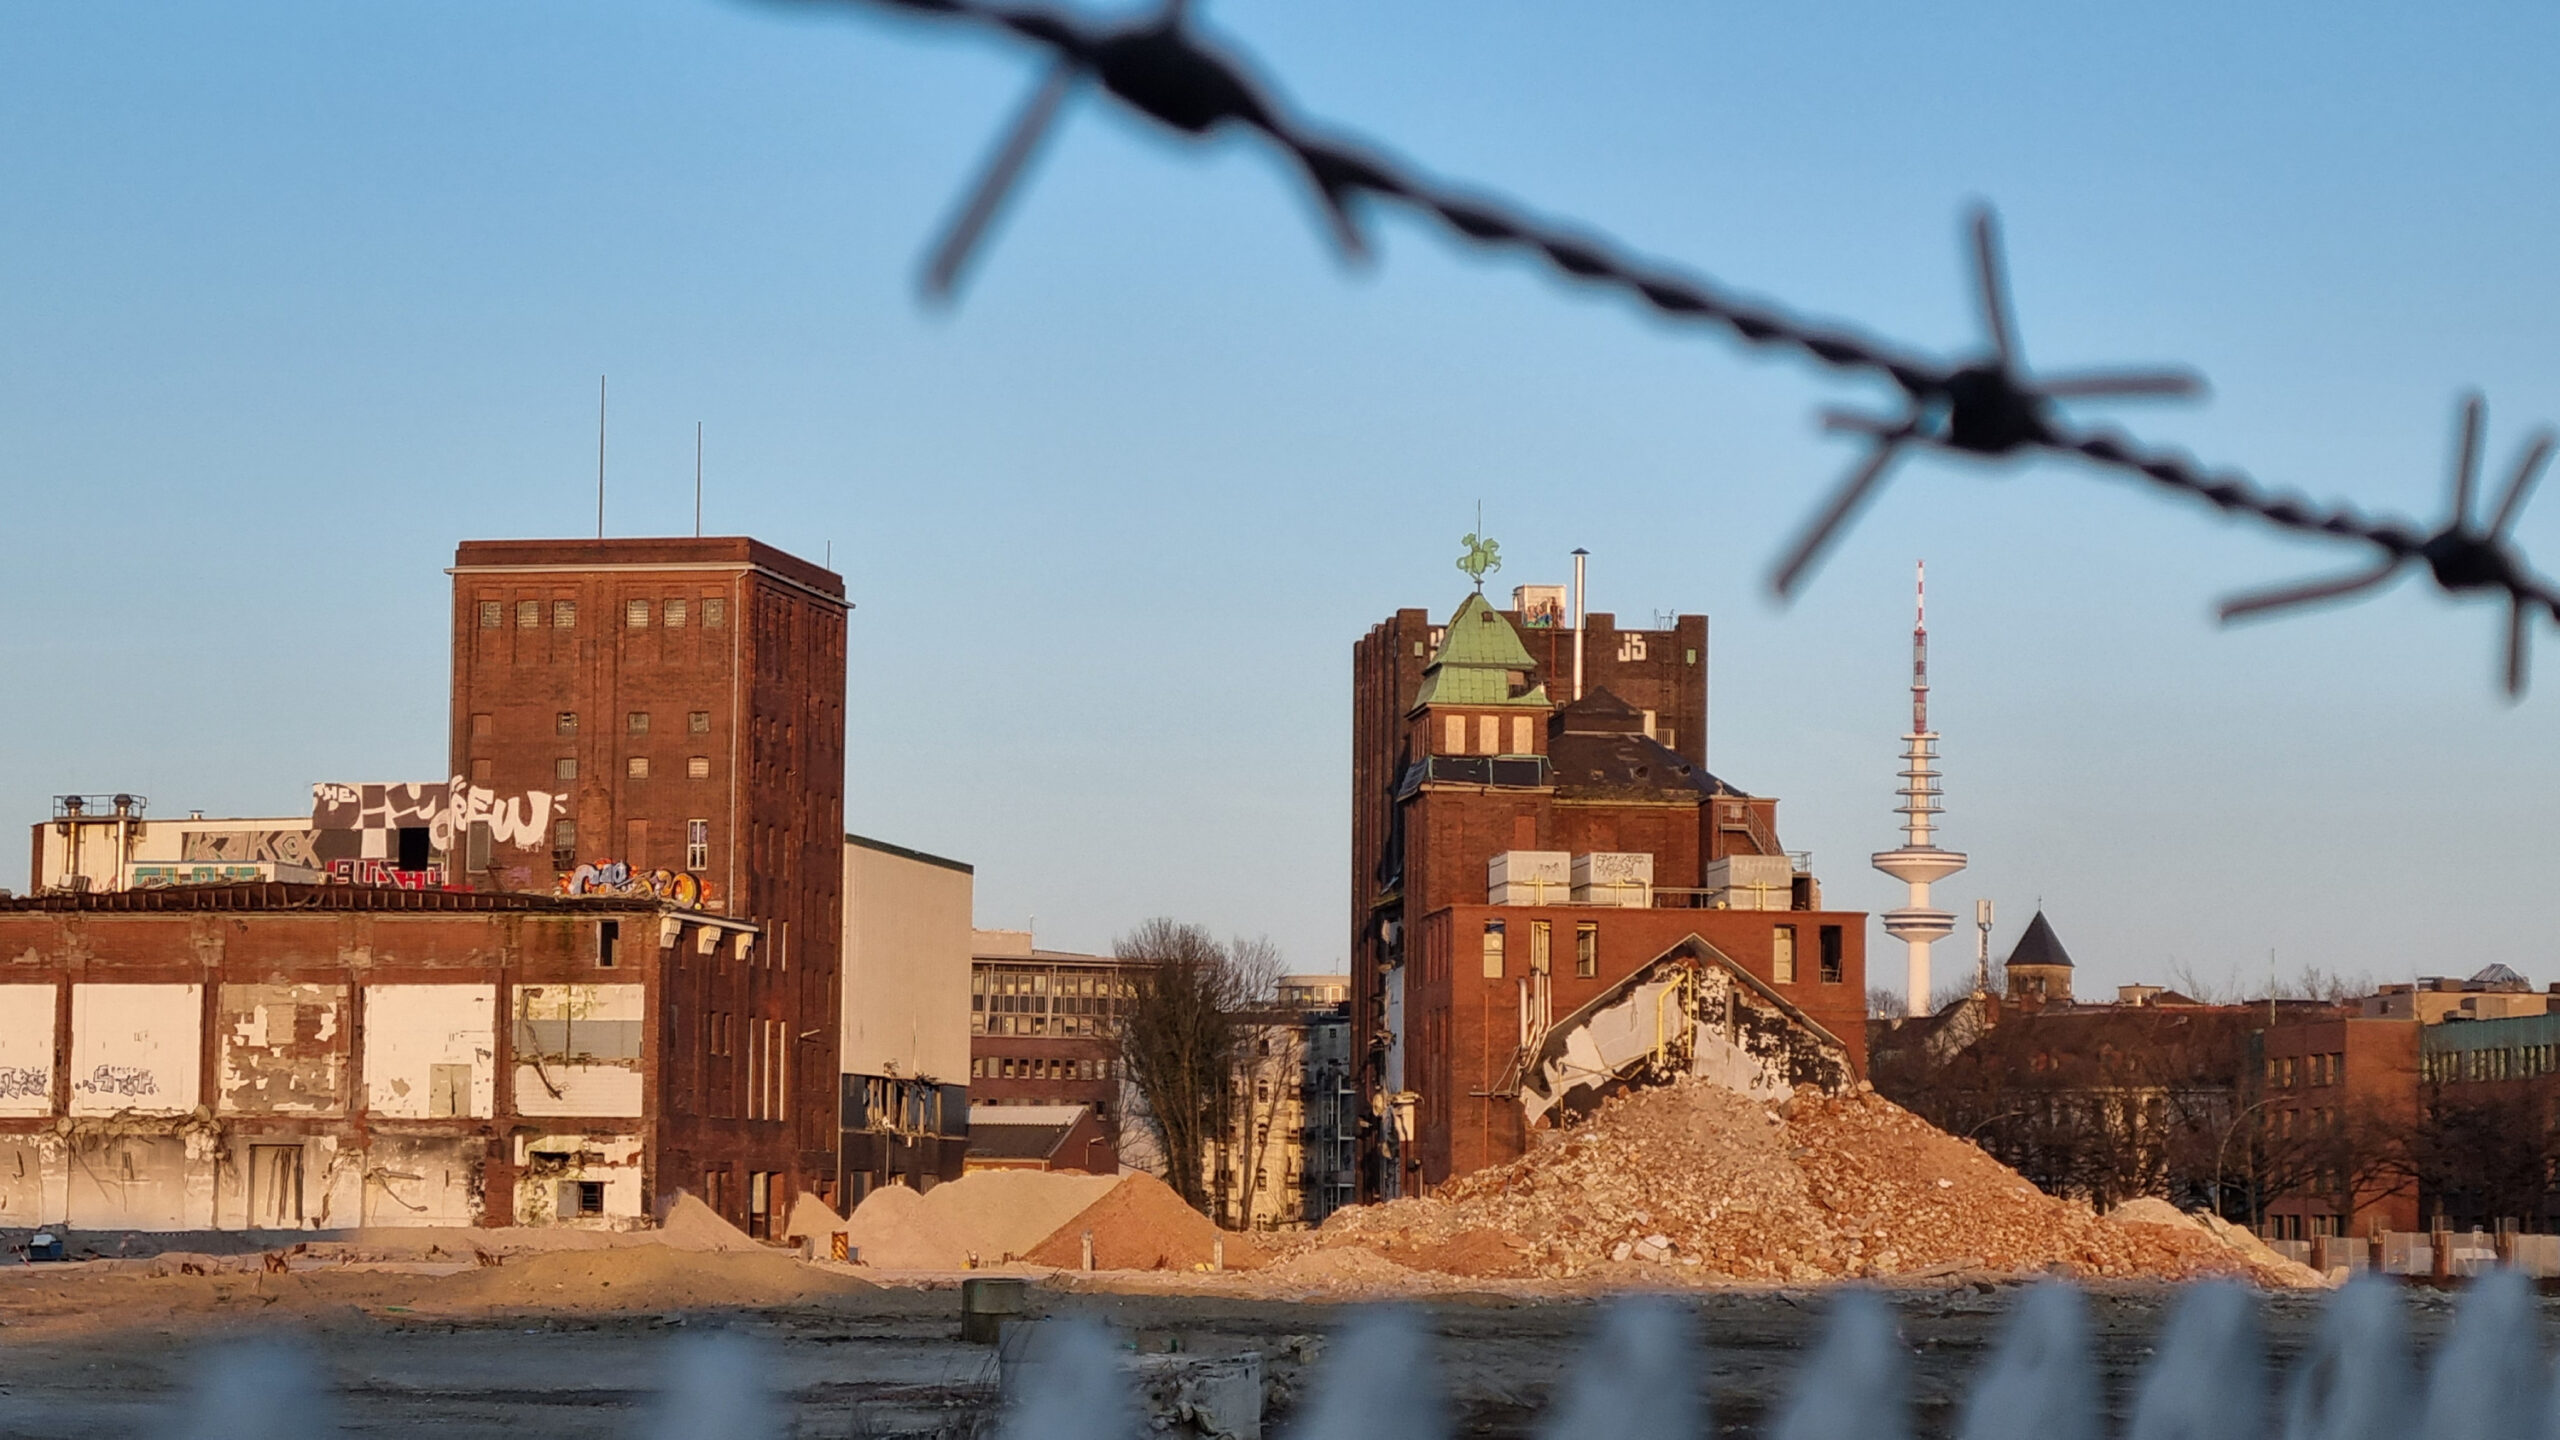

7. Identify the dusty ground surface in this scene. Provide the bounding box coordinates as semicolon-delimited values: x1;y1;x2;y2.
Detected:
0;1253;2479;1440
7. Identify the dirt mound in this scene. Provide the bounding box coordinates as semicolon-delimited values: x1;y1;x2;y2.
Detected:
845;1181;975;1268
657;1192;765;1252
2109;1199;2327;1285
1024;1173;1268;1272
412;1245;872;1313
1311;1078;2309;1286
921;1170;1123;1260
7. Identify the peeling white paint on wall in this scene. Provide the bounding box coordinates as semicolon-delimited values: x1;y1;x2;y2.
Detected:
363;984;496;1119
68;984;202;1115
0;1136;65;1223
512;984;644;1118
0;985;57;1116
357;1134;485;1226
511;1131;645;1227
218;983;348;1115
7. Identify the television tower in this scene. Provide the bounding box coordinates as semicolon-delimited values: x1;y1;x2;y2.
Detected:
1872;562;1967;1018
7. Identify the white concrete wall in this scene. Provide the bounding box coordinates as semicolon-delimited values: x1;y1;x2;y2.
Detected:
357;1134;488;1226
0;984;56;1116
512;983;644;1118
510;1132;646;1228
68;983;202;1115
843;840;973;1083
364;984;497;1119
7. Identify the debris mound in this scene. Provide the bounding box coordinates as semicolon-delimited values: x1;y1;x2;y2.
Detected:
1310;1078;2310;1285
1024;1173;1269;1271
2108;1198;2325;1285
657;1192;765;1252
409;1245;873;1313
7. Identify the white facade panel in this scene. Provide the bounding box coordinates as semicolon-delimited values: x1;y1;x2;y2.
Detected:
842;839;973;1083
0;985;57;1116
68;984;202;1115
363;984;497;1119
510;983;643;1119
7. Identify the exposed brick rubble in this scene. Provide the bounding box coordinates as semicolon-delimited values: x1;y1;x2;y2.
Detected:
1301;1078;2315;1285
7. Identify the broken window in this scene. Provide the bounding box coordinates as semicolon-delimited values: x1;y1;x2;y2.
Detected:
703;597;726;629
688;710;711;733
1818;925;1844;984
1575;922;1598;979
597;921;619;969
568;1180;606;1217
479;600;502;629
552;818;577;867
1481;920;1505;978
1529;920;1551;975
558;711;578;735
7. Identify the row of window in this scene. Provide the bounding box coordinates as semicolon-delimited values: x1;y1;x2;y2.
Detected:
971;1056;1115;1082
552;710;715;736
973;1012;1107;1038
704;1013;791;1122
542;755;716;782
1475;919;1844;984
476;597;729;631
549;818;712;871
2268;1052;2346;1088
2422;1043;2560;1084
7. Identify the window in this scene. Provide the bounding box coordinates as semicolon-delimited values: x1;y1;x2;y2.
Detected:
1443;714;1465;754
1818;925;1844;983
627;757;649;779
689;710;711;734
598;920;620;968
704;597;727;628
479;600;502;629
1510;715;1534;754
557;711;578;735
626;598;650;628
1773;926;1797;984
466;821;492;871
1477;715;1500;755
627;711;650;734
1481;920;1506;977
555;757;578;782
1529;920;1552;975
552;600;577;629
686;756;710;780
1575;922;1598;978
686;820;709;870
552;819;577;864
569;1180;605;1217
665;597;688;628
517;599;541;629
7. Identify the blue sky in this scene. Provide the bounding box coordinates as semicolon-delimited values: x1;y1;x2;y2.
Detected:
3;1;2555;998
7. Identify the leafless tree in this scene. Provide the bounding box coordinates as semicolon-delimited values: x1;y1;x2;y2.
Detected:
1111;919;1279;1217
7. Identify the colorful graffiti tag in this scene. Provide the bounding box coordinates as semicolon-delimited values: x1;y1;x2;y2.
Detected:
325;859;449;890
555;860;711;909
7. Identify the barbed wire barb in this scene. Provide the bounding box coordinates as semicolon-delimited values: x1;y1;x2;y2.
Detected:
777;0;2560;697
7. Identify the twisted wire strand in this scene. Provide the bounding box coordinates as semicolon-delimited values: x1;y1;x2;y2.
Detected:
771;0;2560;692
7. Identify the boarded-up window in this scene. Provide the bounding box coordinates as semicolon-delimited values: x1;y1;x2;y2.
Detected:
1477;715;1500;755
553;600;577;629
1529;920;1552;975
1481;920;1505;978
1510;715;1534;754
478;601;502;629
686;756;710;780
626;599;650;628
428;1063;471;1118
665;597;688;628
516;600;541;629
704;597;726;628
1442;714;1465;754
1772;926;1797;984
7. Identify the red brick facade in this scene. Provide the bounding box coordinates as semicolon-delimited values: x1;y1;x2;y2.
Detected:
2258;1017;2420;1238
448;538;848;1223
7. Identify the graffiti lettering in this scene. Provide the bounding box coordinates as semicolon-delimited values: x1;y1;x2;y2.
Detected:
0;1066;48;1100
311;779;558;855
180;829;320;867
556;860;710;909
73;1065;158;1098
326;860;448;890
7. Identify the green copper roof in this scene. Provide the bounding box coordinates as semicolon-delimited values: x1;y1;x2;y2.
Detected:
1412;593;1550;710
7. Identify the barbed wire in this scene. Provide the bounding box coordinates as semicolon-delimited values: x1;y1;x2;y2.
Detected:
765;0;2560;696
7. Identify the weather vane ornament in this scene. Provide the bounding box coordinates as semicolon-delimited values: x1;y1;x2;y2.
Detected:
1458;531;1502;591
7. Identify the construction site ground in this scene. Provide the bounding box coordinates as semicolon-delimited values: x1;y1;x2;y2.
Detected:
0;1247;2481;1440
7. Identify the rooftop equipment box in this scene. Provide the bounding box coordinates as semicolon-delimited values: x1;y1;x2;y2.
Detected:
1570;852;1652;908
1487;850;1570;906
1707;855;1794;911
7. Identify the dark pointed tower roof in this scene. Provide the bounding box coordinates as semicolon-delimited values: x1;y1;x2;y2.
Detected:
2004;911;2075;970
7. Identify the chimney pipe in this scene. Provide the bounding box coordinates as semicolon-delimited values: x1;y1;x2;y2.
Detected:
1570;549;1588;702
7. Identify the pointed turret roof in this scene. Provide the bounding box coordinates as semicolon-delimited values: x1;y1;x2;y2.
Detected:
2005;911;2074;970
1411;593;1549;709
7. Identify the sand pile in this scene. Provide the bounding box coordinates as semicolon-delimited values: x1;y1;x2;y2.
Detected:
845;1181;976;1269
1309;1078;2310;1285
1024;1173;1268;1271
412;1245;873;1313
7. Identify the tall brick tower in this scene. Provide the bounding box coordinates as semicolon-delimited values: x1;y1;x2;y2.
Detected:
447;537;849;1221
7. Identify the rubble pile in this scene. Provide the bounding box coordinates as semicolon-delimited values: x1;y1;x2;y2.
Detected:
1023;1172;1268;1271
1309;1078;2311;1285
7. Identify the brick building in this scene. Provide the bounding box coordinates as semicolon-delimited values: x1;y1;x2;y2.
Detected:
1351;586;1866;1197
0;885;768;1233
2253;1017;2420;1240
446;537;849;1227
967;930;1137;1146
